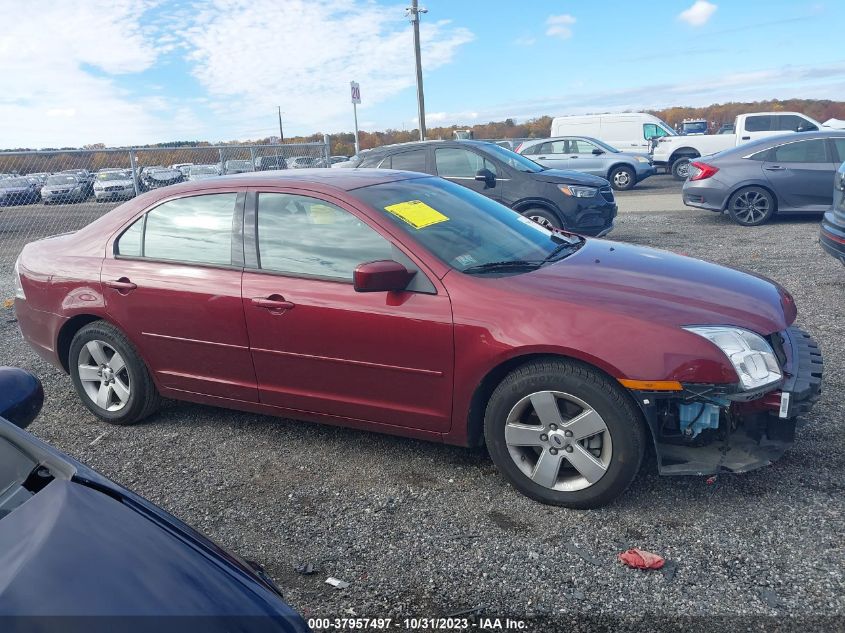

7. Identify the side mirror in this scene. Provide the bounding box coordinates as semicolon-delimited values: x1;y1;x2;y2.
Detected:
0;367;43;430
592;148;604;155
353;260;416;293
474;168;496;188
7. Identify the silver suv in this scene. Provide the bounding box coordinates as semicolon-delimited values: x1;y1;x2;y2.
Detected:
518;136;655;190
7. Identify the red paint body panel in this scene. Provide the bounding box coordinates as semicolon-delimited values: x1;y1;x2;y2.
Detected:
14;170;797;448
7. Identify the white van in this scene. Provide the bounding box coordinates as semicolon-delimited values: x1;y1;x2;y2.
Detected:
550;113;676;154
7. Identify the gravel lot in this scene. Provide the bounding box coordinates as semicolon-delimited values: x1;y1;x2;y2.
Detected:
1;177;843;632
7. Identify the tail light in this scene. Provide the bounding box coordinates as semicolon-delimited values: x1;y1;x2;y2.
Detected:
689;161;719;181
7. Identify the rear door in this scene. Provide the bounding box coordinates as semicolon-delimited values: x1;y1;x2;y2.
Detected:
103;191;258;402
762;138;837;211
433;146;504;201
240;188;454;432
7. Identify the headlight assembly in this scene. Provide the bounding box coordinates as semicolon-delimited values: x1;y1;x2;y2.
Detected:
684;326;782;391
558;184;597;198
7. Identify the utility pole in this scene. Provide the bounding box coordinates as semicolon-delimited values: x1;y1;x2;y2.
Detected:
277;106;285;143
406;0;427;140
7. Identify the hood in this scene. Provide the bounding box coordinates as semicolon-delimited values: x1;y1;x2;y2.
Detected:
95;179;134;187
499;239;794;335
144;169;182;181
531;169;609;187
0;481;301;619
0;186;31;193
0;421;308;628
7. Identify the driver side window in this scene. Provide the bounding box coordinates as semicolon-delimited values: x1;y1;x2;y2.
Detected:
256;193;393;280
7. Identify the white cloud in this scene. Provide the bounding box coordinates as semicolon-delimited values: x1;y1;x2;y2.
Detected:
545;14;576;39
513;36;536;47
678;1;717;26
179;0;473;139
0;0;204;148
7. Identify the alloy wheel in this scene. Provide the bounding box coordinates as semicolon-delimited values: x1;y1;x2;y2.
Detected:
77;340;131;412
732;190;770;224
613;171;631;187
504;391;612;492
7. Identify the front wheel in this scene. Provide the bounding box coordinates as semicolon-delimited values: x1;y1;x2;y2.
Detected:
69;321;161;425
484;359;646;508
609;166;636;191
671;158;693;180
727;186;775;226
523;207;562;230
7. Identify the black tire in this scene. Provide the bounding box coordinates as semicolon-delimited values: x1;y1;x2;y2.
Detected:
727;186;776;226
69;321;161;425
484;359;646;508
609;165;636;191
522;207;562;230
671;157;694;180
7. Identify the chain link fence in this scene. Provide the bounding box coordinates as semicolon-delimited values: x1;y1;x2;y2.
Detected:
0;140;331;270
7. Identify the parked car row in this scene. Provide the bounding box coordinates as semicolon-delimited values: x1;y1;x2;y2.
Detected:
347;139;616;235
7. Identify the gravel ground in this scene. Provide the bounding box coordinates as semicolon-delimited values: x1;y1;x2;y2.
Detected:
1;183;843;632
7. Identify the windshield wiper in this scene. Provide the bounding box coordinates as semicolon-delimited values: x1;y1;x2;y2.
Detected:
542;236;585;263
462;260;545;274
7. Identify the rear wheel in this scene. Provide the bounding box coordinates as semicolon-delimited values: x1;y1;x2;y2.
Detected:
523;207;562;230
484;359;646;508
69;321;161;425
727;186;775;226
609;166;636;191
671;157;694;180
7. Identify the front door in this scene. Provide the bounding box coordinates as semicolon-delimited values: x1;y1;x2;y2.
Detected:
531;140;570;170
433;146;504;202
564;138;607;177
762;138;837;211
103;191;258;402
241;189;454;432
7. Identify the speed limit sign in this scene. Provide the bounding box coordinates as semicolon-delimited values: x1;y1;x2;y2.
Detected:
350;81;361;104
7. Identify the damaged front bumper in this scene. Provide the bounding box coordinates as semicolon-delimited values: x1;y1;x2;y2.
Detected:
631;327;823;476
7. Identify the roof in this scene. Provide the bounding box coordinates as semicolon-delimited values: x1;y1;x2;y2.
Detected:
360;139;495;155
155;168;425;194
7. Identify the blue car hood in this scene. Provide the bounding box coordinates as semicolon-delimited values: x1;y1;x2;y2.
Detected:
0;479;304;627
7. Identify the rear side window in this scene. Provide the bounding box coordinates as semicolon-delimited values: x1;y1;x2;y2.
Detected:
386;150;428;172
831;139;845;162
744;115;773;132
771;139;828;163
358;155;382;168
256;193;392;280
435;148;498;178
776;115;817;132
116;193;237;265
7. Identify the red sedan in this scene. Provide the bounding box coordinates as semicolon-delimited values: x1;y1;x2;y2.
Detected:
14;169;823;507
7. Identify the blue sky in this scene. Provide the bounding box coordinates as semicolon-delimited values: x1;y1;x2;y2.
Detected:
2;0;842;147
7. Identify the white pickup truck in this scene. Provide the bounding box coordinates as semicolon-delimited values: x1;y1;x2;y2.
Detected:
653;112;822;179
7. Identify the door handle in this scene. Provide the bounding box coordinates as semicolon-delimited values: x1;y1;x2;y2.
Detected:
251;296;295;311
537;156;548;160
741;136;751;140
764;165;786;171
105;278;137;292
570;156;578;159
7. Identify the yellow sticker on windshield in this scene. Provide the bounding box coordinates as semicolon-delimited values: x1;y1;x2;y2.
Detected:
384;200;448;229
308;203;336;225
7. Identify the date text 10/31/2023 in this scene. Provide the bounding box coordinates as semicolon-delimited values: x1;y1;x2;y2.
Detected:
307;617;528;630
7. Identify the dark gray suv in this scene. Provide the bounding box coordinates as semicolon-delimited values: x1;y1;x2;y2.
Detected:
355;140;617;236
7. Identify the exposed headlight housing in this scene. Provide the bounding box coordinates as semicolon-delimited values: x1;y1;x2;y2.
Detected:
13;257;26;300
684;326;782;391
558;184;597;198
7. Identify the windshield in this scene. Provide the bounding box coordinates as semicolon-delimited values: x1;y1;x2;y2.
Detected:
96;172;129;181
2;178;29;187
354;177;580;274
480;143;545;172
683;122;708;134
191;165;219;175
46;175;78;185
